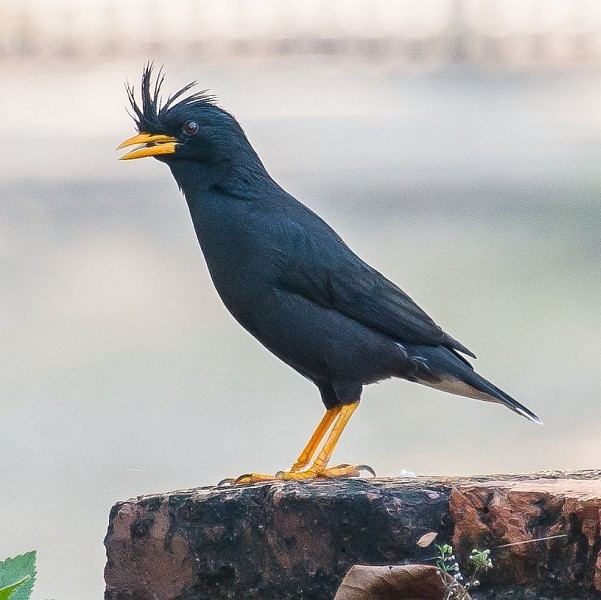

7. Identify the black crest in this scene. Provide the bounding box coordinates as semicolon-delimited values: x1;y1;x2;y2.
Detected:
126;63;217;132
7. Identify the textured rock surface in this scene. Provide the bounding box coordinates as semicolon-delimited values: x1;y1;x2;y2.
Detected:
104;471;600;600
451;477;601;599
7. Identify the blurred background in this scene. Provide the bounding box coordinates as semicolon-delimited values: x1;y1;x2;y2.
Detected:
1;0;600;598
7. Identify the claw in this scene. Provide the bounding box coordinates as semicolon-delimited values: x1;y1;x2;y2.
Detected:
356;464;376;477
217;477;235;487
233;473;254;485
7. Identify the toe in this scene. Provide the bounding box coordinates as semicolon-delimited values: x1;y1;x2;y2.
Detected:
277;469;319;481
232;472;277;485
320;464;359;478
319;463;376;479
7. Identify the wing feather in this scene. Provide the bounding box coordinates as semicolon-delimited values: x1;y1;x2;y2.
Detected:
277;218;475;356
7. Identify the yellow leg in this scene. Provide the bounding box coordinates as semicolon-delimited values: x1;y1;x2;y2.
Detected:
280;402;360;480
227;406;341;484
227;401;372;485
289;406;341;471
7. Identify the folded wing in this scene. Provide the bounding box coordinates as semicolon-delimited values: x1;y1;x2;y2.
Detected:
278;221;475;358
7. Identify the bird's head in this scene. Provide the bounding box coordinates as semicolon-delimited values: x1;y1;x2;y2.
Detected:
117;65;265;189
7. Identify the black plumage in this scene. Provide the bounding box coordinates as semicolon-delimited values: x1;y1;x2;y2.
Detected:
118;66;541;481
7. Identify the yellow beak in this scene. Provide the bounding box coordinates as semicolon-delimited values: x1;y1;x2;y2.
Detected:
116;132;178;160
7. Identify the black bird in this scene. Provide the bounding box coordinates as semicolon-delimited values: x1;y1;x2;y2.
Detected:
117;66;541;483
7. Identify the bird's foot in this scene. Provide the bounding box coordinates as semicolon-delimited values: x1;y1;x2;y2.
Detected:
277;463;375;480
218;463;375;486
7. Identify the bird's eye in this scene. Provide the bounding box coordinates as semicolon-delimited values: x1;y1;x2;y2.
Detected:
183;120;199;136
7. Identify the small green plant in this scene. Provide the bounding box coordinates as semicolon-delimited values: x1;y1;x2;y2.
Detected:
418;530;566;599
0;551;36;600
435;543;493;599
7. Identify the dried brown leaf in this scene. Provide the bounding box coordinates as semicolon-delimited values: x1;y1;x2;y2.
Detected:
334;564;470;600
416;532;438;548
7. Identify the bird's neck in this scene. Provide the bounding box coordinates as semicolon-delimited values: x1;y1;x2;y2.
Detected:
168;159;226;194
168;143;278;201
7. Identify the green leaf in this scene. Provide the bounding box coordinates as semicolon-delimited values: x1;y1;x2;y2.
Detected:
0;552;36;600
0;576;31;600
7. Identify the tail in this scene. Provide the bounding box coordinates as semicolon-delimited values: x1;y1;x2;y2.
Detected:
404;344;542;424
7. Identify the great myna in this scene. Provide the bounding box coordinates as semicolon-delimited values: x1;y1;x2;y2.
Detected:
117;66;541;483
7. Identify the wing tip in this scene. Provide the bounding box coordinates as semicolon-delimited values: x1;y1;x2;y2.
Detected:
445;334;477;359
516;406;544;425
488;388;543;425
